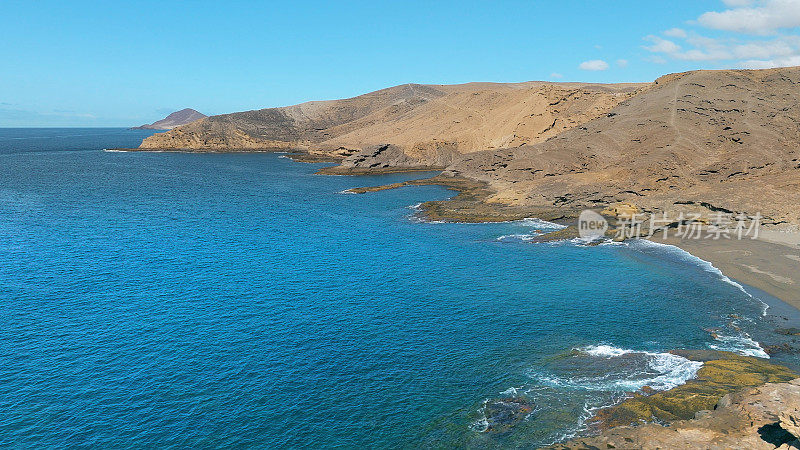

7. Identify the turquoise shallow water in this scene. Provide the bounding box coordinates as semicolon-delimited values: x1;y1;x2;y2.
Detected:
0;128;796;448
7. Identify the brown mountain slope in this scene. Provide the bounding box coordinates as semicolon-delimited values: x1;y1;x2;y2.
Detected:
140;84;446;151
318;82;642;165
441;67;800;226
139;82;643;160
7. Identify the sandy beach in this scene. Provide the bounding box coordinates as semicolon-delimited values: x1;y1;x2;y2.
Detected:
659;231;800;312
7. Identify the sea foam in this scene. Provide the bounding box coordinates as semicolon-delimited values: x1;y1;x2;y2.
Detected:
495;217;568;241
519;217;567;229
709;333;770;359
531;344;703;393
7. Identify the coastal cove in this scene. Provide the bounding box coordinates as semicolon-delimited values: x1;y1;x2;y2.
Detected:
1;128;797;447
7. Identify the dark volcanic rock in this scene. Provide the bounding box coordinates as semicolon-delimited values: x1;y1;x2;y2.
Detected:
482;397;534;433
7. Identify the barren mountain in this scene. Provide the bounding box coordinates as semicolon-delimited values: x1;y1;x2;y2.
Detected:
135;108;207;130
139;82;642;162
442;67;800;226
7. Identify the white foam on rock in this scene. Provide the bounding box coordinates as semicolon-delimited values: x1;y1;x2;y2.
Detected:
519;217;567;230
496;233;540;242
531;344;703;393
495;217;568;242
709;333;770;358
582;344;634;358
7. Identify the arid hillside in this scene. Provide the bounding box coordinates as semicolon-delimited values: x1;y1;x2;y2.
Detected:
442;67;800;226
139;81;643;163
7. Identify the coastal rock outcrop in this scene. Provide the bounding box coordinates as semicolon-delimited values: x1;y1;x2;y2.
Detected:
553;378;800;449
480;397;534;434
550;350;799;449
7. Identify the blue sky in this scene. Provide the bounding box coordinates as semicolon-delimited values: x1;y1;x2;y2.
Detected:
1;0;799;126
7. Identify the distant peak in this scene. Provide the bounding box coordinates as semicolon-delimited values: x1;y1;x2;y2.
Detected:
133;108;207;130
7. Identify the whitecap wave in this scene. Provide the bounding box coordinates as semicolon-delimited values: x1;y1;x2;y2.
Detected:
494;218;568;242
564;236;628;247
519;217;567;230
709;333;769;358
546;401;604;445
568;236;596;245
405;203;445;224
469;399;490;433
500;387;519;396
496;233;539;242
582;344;635;358
531;345;703;392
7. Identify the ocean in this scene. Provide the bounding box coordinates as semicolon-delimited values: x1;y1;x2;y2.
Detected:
0;128;795;447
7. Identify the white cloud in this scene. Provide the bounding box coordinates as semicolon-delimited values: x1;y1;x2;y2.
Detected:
550;72;564;79
640;1;800;70
642;15;800;68
644;36;682;54
675;34;734;60
732;36;800;58
738;55;800;68
678;49;729;61
578;60;610;71
616;59;629;68
698;0;800;34
738;59;780;68
664;28;688;38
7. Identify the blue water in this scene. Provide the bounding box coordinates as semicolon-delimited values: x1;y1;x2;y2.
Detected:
0;128;795;448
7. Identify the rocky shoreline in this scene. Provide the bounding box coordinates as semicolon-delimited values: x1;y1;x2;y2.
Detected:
553;376;800;449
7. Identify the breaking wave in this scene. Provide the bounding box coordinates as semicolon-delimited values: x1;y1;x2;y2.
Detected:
709;333;770;358
530;344;703;393
405;203;445;224
496;233;540;242
495;217;568;241
519;218;567;229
